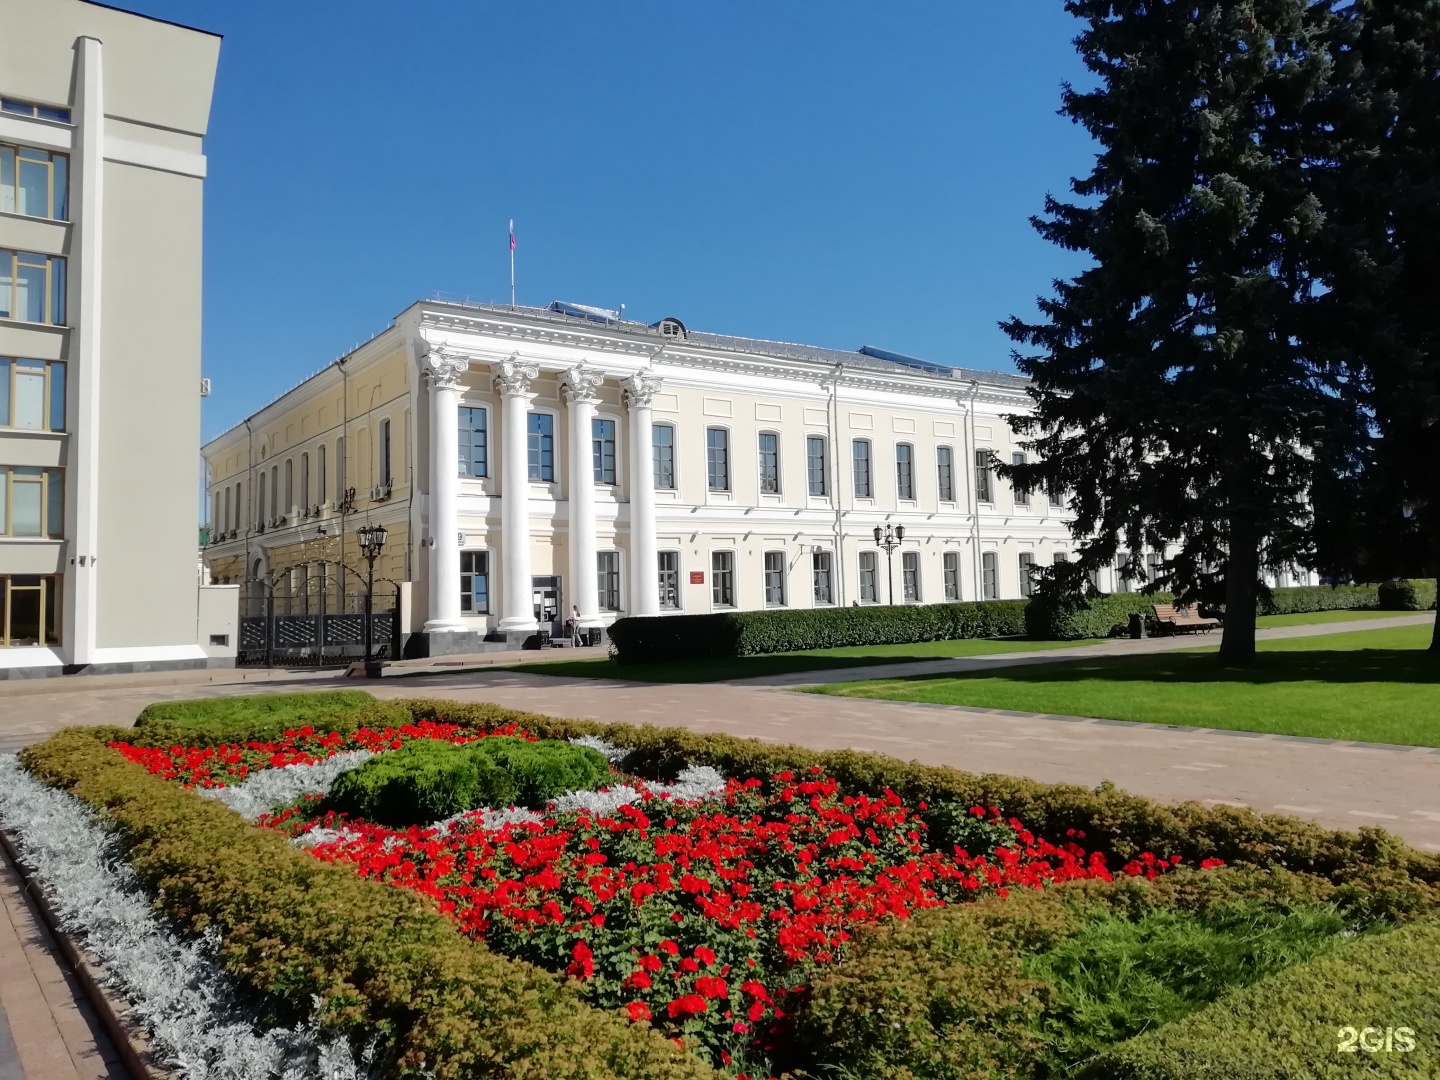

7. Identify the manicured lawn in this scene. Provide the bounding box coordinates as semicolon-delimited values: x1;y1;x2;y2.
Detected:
506;635;1103;683
813;624;1440;747
1254;608;1408;628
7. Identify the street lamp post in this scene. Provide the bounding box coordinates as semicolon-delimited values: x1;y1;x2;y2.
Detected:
357;522;388;678
873;524;906;605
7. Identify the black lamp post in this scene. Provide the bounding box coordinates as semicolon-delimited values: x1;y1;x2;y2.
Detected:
873;523;906;605
357;522;388;677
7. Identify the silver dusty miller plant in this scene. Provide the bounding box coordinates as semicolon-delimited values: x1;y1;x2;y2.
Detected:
0;754;376;1079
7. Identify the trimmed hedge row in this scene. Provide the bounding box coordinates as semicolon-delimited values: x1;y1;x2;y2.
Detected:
1379;578;1438;611
19;722;720;1080
1098;916;1440;1078
1025;592;1174;640
607;601;1030;663
1258;583;1382;615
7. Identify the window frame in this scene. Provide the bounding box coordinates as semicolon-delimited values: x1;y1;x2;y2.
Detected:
592;415;619;486
458;404;489;479
901;550;920;602
706;426;731;492
597;550;622;611
711;549;736;608
982;550;999;600
936;445;955;503
0;357;65;431
0;466;64;538
1011;452;1030;507
806;435;827;497
895;442;915;501
317;444;327;505
528;410;557;482
758;431;781;495
858;550;879;603
0;249;66;325
811;549;834;606
943;551;961;601
0;572;62;647
1048;477;1065;509
852;438;873;499
652;422;677;490
1018;551;1036;598
763;549;788;607
657;550;681;610
459;549;491;614
0;144;69;221
974;448;995;505
378;417;392;488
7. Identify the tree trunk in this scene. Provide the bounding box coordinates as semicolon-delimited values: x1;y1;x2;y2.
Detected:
1220;518;1259;664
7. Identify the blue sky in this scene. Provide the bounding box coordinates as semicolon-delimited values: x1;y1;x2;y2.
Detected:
129;1;1096;439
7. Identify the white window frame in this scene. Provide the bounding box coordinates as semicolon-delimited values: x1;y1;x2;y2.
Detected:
528;408;558;483
597;550;623;612
378;417;393;488
982;550;999;600
975;449;995;505
858;550;879;604
706;426;731;493
1012;451;1030;508
460;548;491;614
459;403;489;479
758;431;781;495
657;550;682;610
937;445;955;503
652;422;677;490
901;550;920;602
1018;552;1036;598
895;442;916;502
943;551;961;601
593;413;620;486
852;438;873;499
711;549;736;608
763;550;787;607
812;549;834;606
806;434;827;497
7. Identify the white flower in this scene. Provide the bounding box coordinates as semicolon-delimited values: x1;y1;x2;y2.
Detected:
197;750;374;821
567;735;629;764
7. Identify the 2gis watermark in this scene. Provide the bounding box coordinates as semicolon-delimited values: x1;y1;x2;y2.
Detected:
1337;1026;1417;1054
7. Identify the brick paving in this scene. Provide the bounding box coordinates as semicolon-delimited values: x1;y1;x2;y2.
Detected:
0;613;1434;1078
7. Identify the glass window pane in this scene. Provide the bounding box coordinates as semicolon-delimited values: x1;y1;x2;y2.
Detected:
50;257;64;324
8;584;42;645
1;148;14;213
12;472;42;535
17;157;48;217
0;471;6;533
52;154;67;220
36;106;71;123
0;254;12;319
46;469;63;537
47;361;64;430
17;259;45;322
0;358;9;424
1;100;35;116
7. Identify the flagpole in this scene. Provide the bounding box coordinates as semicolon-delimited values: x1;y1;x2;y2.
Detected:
509;219;516;308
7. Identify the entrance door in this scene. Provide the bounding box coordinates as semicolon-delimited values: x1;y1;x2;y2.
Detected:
532;576;561;634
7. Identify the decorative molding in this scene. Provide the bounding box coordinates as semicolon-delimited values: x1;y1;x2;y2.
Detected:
622;372;664;410
424;345;469;390
493;356;540;397
560;364;604;404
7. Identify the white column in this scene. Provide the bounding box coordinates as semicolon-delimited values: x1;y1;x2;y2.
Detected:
563;366;604;629
624;373;663;617
64;36;105;665
496;359;540;632
423;346;469;633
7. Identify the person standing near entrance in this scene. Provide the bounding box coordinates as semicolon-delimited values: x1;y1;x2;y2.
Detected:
570;604;582;647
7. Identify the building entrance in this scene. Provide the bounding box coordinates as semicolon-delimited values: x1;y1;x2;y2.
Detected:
532;576;561;638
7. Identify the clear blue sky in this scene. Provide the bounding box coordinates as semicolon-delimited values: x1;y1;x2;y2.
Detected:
129;1;1096;440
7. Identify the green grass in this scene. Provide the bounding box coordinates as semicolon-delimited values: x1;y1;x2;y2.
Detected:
506;636;1103;683
1255;608;1401;628
814;625;1440;747
133;691;377;741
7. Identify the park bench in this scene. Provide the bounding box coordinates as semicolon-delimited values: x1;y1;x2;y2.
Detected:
1152;603;1220;635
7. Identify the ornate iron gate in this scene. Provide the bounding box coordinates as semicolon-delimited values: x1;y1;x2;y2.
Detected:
237;573;399;667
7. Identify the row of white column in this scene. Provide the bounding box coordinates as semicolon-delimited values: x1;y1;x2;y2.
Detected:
422;347;661;636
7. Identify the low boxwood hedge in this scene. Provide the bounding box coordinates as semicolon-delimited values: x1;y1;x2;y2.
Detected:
1025;592;1174;640
1378;578;1438;612
607;600;1030;663
1258;583;1383;615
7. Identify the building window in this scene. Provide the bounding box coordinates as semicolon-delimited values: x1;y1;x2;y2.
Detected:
597;551;621;611
896;443;915;500
763;550;787;606
1012;452;1030;507
284;459;294;513
593;418;617;484
378;418;392;487
1048;478;1065;509
758;432;780;494
336;436;346;499
937;446;955;502
0;99;71;123
1115;552;1134;593
653;424;676;489
460;550;490;613
812;550;833;605
901;551;920;602
459;406;488;477
0;358;64;431
943;551;961;600
711;551;735;607
223;486;232;532
1;145;68;220
658;550;680;609
234;481;243;527
1019;552;1036;598
270;464;279;520
852;439;872;498
1147;552;1163;584
975;450;995;504
1053;551;1069;567
707;428;730;491
806;436;827;496
256;472;267;526
317;443;327;504
528;413;555;481
858;550;878;603
0;574;61;647
0;250;65;324
300;453;311;510
0;466;63;537
982;551;998;599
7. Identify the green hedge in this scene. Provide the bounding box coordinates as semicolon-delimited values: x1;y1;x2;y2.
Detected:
1097;916;1440;1078
133;691;382;744
1025;592;1173;640
607;601;1030;663
1258;583;1382;615
1379;578;1438;611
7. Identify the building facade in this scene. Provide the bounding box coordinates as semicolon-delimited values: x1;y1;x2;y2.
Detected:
0;0;228;675
203;300;1112;656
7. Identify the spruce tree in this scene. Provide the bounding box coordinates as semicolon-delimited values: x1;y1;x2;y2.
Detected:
1002;0;1344;662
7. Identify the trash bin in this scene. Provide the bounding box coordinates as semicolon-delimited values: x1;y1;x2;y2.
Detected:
1128;612;1147;640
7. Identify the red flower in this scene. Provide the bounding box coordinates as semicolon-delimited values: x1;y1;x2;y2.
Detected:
637;954;662;972
1200;857;1226;870
694;975;728;1000
667;994;709;1018
658;939;680;956
740;980;770;1001
693;945;717;966
566;940;594;980
625;1001;652;1023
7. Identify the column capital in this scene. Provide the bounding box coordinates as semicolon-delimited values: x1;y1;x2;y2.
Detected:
493;356;540;397
622;372;663;410
424;345;469;390
561;364;604;404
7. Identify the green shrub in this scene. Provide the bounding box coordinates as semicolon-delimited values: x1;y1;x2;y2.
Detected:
607;601;1030;663
1378;578;1438;611
20;727;719;1080
923;799;1020;856
1025;592;1174;640
1257;582;1382;615
133;691;387;745
1096;916;1440;1078
328;736;610;827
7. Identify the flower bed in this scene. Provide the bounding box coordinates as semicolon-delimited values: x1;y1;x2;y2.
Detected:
12;696;1440;1080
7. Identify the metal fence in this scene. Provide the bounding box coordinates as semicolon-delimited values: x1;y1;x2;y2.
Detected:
237;577;398;667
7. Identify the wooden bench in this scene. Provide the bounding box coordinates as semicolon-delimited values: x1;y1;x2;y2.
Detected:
1153;603;1220;635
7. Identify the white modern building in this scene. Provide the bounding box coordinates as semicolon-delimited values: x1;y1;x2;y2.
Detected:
0;0;233;676
203;300;1101;657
